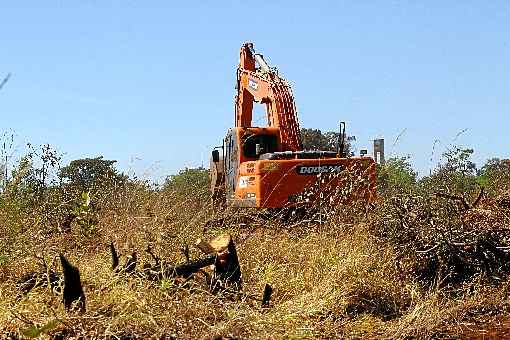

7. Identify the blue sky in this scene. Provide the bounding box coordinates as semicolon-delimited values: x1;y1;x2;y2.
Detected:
1;1;509;181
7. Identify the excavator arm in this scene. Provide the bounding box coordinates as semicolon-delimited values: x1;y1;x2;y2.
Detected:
235;42;302;151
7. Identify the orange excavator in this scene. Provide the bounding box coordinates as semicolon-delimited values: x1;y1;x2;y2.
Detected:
210;42;376;209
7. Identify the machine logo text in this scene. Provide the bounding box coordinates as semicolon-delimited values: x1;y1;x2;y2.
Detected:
296;165;344;175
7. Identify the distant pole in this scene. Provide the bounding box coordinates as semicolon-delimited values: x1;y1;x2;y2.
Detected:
4;154;7;188
373;139;385;165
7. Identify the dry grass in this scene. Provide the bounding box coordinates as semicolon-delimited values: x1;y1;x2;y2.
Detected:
1;182;510;339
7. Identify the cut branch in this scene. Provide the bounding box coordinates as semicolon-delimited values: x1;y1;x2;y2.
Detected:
142;234;242;287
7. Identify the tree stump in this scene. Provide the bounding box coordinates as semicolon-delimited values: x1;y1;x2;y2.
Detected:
196;234;242;287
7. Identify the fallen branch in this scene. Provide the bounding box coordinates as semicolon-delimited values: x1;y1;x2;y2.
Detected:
434;192;470;210
119;234;243;288
435;187;485;211
162;254;216;279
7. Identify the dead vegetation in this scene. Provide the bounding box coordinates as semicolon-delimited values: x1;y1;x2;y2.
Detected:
1;147;510;338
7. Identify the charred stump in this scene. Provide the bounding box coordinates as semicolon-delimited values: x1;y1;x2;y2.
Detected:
59;255;85;312
109;242;119;271
261;283;273;307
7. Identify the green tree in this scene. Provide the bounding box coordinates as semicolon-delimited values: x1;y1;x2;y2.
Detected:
439;147;476;176
164;167;209;197
477;158;510;193
58;156;126;194
0;144;62;233
377;156;418;194
420;147;478;194
300;128;351;154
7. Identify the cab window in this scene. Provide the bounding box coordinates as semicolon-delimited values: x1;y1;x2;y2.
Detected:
242;134;278;159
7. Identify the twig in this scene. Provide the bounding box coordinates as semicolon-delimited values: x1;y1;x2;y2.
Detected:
416;244;439;254
392;128;407;147
0;73;11;91
452;128;468;143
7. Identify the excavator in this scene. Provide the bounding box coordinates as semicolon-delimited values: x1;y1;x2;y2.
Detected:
210;42;376;209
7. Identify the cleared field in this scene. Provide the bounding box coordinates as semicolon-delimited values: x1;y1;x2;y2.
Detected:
1;155;510;339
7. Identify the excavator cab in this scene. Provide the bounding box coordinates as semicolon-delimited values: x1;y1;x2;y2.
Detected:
241;128;279;160
215;127;281;204
242;133;277;159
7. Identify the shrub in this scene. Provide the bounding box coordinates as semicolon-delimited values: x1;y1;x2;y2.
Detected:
477;158;510;194
58;156;127;196
300;128;351;154
163;167;209;198
377;156;418;194
420;147;478;195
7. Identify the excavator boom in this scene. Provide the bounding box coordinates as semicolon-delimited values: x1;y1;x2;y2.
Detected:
235;43;302;151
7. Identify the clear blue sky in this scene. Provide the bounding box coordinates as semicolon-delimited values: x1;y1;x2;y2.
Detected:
2;2;509;181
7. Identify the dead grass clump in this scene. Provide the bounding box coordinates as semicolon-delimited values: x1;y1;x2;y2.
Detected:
344;288;401;321
231;220;415;338
387;283;510;338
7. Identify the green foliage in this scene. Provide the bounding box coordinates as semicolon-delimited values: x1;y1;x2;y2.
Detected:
73;191;98;236
59;156;127;194
164;167;209;197
377;156;417;194
0;151;127;239
300;128;330;150
477;158;510;193
22;320;60;338
0;255;8;265
159;278;174;291
440;147;477;175
300;128;351;154
3;144;61;198
0;157;36;233
58;156;128;220
0;144;62;234
420;147;478;194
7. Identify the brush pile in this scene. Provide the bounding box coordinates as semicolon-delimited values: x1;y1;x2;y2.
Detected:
373;188;510;290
